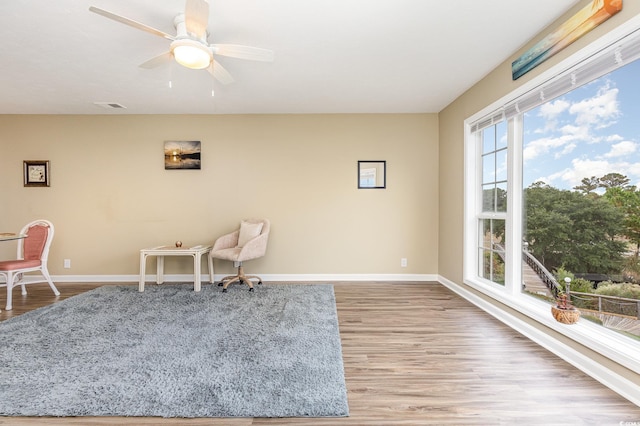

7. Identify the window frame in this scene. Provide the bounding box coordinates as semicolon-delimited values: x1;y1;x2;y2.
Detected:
463;14;640;374
477;122;509;287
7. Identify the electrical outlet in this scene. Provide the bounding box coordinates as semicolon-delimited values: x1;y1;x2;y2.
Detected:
401;258;407;267
64;259;71;269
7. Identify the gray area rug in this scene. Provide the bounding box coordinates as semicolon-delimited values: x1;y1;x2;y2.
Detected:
0;284;349;418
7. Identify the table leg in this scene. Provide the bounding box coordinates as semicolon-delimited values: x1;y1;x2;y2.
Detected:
194;253;201;292
208;253;214;283
139;252;147;292
157;256;165;284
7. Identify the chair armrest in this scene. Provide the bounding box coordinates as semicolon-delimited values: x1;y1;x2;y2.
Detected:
238;231;269;262
212;230;240;251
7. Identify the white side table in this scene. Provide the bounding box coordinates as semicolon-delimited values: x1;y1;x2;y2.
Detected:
139;244;213;292
0;233;26;242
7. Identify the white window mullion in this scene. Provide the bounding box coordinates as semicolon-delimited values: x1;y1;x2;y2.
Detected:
505;115;523;296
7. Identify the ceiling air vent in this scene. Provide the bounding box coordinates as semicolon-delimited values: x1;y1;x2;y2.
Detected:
93;102;127;110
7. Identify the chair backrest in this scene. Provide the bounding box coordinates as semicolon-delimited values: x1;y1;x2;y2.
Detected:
252;218;270;238
18;220;54;262
243;218;270;240
236;218;270;261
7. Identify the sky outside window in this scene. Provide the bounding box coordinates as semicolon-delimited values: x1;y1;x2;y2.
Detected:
523;59;640;190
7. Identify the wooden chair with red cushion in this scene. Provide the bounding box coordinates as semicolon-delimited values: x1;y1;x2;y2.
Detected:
0;219;60;311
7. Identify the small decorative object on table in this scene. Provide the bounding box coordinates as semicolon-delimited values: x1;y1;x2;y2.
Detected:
551;277;580;324
175;241;182;247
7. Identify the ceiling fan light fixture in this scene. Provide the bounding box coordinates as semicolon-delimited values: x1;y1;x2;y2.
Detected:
171;39;212;70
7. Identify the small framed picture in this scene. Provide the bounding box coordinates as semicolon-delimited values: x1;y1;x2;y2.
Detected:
164;141;201;170
358;160;386;189
23;160;50;187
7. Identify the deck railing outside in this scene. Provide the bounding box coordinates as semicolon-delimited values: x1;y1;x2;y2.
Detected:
570;291;640;319
522;249;562;298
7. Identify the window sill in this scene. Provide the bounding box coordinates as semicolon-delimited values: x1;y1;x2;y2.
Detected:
460;277;640;375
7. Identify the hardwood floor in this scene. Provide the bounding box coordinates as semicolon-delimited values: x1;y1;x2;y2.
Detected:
1;281;639;425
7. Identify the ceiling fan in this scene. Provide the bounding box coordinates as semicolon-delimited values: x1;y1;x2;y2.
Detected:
89;0;274;85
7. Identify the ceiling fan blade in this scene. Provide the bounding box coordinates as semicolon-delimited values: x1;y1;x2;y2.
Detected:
207;60;235;85
184;0;210;40
89;6;175;41
139;52;173;69
210;44;275;62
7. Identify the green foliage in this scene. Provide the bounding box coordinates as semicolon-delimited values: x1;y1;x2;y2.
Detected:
622;257;640;283
594;282;640;300
573;173;633;194
604;186;640;256
525;183;626;274
592;282;640;316
573;176;600;195
568;278;594;294
554;267;595;293
553;267;594;311
599;173;632;190
483;250;505;285
554;266;574;285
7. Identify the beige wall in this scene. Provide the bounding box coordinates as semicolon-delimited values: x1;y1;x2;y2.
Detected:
438;0;640;283
0;113;438;277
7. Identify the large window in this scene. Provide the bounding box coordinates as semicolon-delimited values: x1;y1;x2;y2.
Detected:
464;20;640;372
522;65;639;281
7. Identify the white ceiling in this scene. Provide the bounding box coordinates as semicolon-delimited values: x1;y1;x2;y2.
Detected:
1;0;580;114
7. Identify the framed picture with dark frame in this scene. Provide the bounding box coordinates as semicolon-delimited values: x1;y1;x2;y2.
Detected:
23;160;50;187
358;160;386;189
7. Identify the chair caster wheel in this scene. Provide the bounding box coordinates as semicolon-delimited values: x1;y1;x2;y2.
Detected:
258;281;263;285
249;287;254;292
217;282;223;287
222;288;227;293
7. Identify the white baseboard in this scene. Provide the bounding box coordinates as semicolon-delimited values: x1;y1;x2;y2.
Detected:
437;275;640;408
48;273;438;284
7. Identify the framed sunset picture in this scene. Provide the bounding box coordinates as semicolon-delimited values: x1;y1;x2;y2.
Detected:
164;141;201;170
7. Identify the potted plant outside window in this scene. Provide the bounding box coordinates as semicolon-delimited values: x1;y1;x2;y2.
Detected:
551;277;581;324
